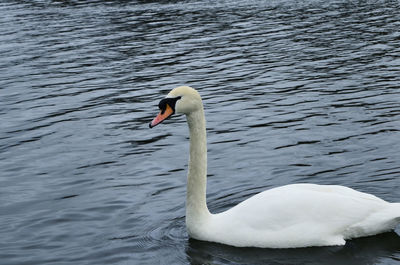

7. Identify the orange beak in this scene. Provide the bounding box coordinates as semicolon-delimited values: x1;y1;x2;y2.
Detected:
149;104;174;128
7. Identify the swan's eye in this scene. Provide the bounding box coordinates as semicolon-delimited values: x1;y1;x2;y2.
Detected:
158;96;181;114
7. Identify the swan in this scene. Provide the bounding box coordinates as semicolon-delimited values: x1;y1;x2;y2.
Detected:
149;86;400;248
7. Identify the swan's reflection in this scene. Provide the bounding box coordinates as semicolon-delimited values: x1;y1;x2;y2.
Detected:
186;231;400;265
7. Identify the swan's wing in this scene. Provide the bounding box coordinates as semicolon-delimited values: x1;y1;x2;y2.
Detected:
212;184;395;247
231;184;387;230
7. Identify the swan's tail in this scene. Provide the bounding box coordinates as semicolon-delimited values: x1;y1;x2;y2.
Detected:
394;202;400;218
359;203;400;236
388;203;400;229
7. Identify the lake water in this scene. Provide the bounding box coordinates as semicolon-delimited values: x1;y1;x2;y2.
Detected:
1;0;400;264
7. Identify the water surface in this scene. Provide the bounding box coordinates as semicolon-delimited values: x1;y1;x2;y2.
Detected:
1;0;400;264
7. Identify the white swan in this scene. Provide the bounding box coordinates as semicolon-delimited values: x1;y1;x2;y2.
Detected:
149;86;400;248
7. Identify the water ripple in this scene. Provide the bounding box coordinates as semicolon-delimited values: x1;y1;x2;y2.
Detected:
1;0;400;264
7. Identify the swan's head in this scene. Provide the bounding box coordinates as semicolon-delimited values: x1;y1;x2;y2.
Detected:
149;86;202;128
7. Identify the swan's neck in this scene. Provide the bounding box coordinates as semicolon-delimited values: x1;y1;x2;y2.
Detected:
185;107;211;236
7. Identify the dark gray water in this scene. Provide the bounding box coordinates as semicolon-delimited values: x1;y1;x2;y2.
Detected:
1;0;400;264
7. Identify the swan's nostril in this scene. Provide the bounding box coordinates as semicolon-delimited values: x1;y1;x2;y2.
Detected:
149;104;174;128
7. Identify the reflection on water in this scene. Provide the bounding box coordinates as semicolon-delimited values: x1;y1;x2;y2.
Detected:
0;0;400;264
187;232;400;265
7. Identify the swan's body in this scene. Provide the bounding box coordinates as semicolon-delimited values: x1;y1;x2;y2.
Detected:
149;86;400;248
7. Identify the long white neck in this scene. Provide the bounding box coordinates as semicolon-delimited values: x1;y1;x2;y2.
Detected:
185;106;211;237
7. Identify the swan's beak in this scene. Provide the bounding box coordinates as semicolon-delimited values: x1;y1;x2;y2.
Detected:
149;104;174;128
